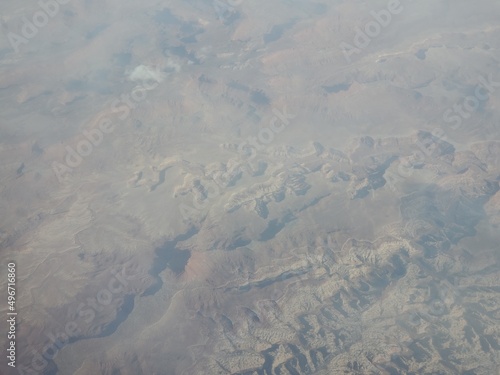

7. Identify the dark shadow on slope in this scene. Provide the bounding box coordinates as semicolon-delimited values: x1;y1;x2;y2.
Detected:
259;212;296;241
143;226;198;296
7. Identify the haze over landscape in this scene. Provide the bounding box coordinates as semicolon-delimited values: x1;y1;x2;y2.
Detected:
0;0;499;374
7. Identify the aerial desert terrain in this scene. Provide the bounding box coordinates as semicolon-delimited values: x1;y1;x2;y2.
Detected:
0;0;499;374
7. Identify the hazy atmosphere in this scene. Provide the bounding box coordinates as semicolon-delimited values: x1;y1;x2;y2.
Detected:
1;0;499;374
